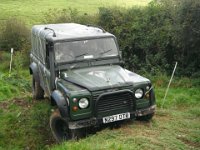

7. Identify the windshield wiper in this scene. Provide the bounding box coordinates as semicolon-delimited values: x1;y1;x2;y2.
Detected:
75;52;88;59
99;49;112;55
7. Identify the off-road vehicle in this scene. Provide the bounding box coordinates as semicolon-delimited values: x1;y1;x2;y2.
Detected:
29;23;156;142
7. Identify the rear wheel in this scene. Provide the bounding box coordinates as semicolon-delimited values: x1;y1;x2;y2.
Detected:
32;76;44;100
50;109;72;142
137;113;154;121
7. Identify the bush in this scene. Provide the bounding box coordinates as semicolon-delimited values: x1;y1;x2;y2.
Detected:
0;51;11;72
98;0;200;77
0;18;30;51
98;4;174;74
175;0;200;77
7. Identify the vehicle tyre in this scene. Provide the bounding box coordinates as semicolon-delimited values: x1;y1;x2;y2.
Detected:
136;113;154;121
50;109;72;142
32;76;44;100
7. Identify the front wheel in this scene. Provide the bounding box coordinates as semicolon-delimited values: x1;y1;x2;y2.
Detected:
50;109;72;142
136;113;154;121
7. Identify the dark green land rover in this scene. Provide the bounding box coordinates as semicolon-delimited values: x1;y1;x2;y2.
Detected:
29;23;156;142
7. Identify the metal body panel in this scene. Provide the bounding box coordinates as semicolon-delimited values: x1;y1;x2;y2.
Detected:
30;53;51;96
61;65;150;91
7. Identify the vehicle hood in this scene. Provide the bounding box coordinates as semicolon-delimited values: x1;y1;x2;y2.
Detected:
61;65;150;91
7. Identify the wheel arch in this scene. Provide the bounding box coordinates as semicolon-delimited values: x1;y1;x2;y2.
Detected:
29;62;39;82
51;90;69;118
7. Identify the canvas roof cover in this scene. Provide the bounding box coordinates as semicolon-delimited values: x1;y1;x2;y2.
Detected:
31;23;114;42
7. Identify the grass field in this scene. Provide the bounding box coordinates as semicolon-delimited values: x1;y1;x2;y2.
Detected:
0;0;151;25
0;88;199;150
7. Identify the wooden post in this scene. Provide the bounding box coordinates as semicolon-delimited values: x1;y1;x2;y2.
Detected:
9;48;14;77
161;62;178;108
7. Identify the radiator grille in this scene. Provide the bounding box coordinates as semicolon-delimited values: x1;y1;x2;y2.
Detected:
95;90;134;117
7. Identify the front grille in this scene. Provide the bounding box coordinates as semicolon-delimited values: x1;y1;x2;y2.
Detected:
95;90;134;117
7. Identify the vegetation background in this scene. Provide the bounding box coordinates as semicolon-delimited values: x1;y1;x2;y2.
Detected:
0;0;199;149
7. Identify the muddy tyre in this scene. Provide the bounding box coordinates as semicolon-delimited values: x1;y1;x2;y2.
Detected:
50;109;72;142
137;113;154;121
32;77;44;100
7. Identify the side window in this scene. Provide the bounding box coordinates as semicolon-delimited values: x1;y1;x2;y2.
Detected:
46;43;50;69
31;34;37;56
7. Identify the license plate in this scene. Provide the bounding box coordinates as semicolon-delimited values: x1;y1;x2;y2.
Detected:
103;112;130;124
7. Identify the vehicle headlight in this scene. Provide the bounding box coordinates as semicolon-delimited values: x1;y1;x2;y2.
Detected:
135;89;144;99
78;98;89;109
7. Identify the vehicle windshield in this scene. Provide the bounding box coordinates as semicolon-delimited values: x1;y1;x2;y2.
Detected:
54;38;118;63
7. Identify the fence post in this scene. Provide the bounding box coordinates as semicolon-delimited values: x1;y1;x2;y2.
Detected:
9;48;14;77
161;62;178;108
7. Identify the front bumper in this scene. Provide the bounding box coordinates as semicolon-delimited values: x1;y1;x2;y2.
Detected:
68;117;97;129
68;105;156;129
135;105;156;117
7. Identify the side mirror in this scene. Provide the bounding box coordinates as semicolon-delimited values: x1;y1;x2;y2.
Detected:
119;60;125;68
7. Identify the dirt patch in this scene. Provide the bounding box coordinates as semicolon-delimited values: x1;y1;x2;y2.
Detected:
0;101;9;109
0;98;32;110
177;136;200;148
154;111;172;123
12;98;31;107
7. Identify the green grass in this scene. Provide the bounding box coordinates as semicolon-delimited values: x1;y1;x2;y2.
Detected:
0;98;52;150
0;51;31;101
155;88;200;107
0;0;151;25
0;74;31;101
0;98;200;150
52;108;200;150
0;87;199;149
